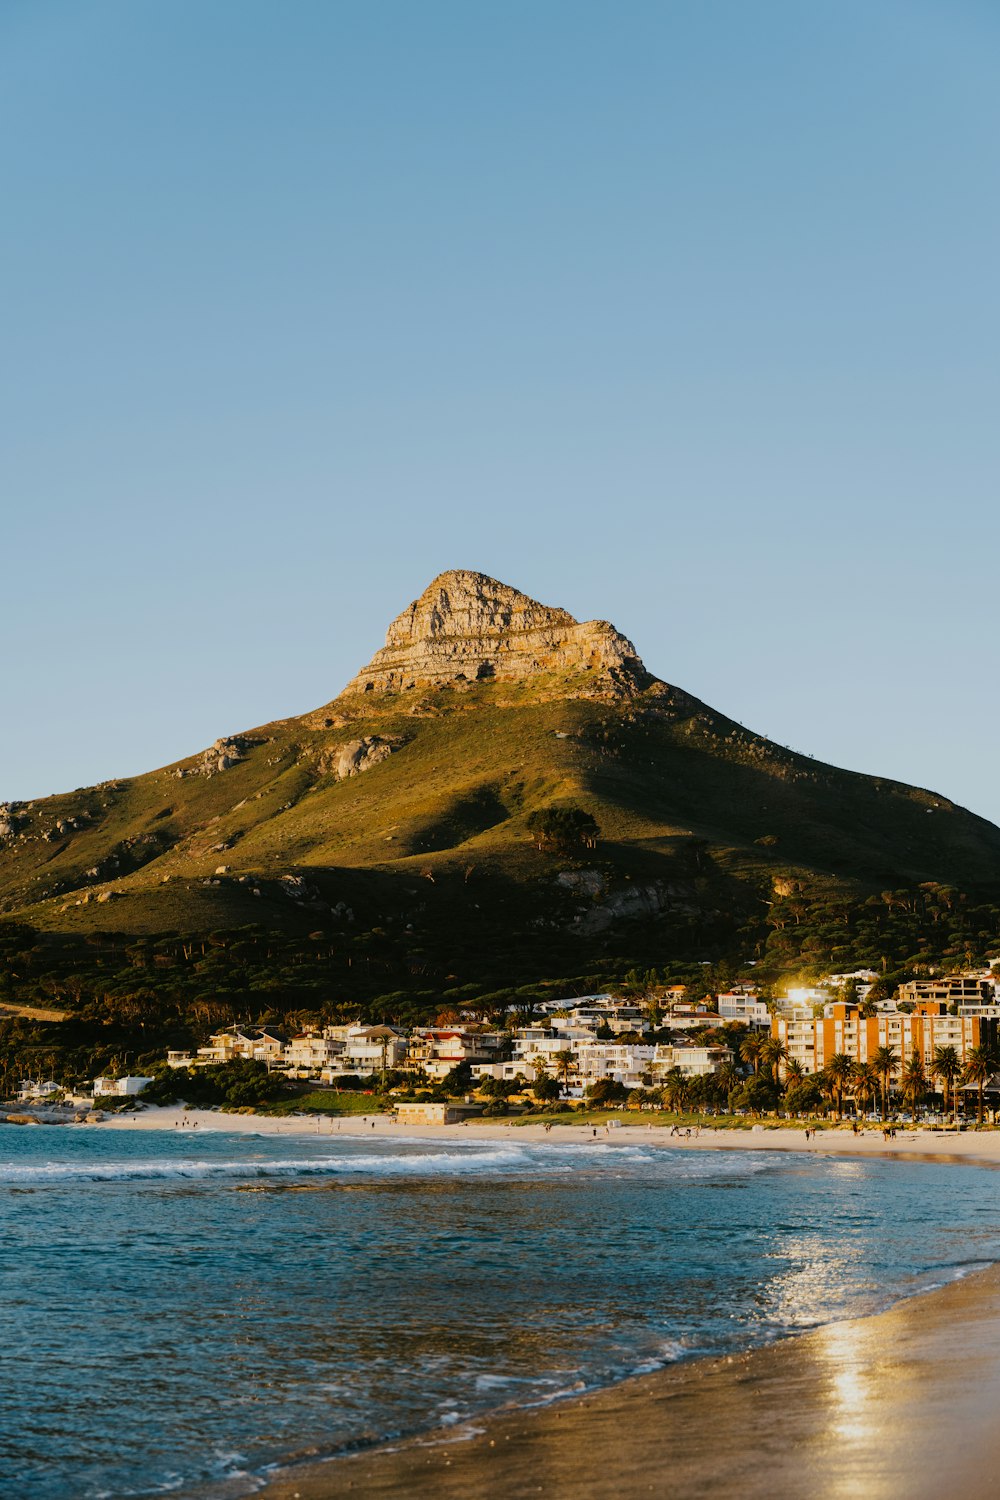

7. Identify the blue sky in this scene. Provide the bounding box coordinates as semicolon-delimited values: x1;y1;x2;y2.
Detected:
3;1;999;820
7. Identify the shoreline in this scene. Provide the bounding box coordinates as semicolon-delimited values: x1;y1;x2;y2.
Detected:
78;1103;1000;1167
248;1259;1000;1500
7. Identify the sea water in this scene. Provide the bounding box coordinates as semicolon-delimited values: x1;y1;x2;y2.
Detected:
3;1125;999;1498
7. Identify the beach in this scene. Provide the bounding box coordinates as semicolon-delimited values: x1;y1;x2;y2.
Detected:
256;1260;1000;1500
89;1102;1000;1166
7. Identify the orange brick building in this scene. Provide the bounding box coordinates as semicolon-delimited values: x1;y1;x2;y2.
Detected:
772;1002;996;1076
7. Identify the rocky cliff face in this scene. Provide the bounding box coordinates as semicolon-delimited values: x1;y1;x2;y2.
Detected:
339;570;650;700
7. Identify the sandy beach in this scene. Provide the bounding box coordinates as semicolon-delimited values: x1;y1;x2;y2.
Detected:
254;1260;1000;1500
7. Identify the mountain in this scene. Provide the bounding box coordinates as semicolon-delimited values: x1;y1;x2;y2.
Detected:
3;569;1000;1000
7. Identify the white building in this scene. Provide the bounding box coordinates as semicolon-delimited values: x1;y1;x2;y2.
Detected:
195;1027;287;1066
93;1076;154;1098
717;992;770;1027
320;1025;408;1080
16;1079;61;1102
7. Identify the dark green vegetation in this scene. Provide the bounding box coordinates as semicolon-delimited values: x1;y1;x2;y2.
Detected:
3;660;1000;1085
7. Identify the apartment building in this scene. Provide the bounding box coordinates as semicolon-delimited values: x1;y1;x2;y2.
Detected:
773;1001;997;1075
897;978;996;1010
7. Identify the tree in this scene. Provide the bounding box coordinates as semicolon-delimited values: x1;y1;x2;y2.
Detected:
729;1074;779;1117
930;1044;962;1122
825;1053;853;1120
840;978;860;1008
532;1074;562;1103
783;1057;806;1089
441;1060;473;1096
871;1045;897;1118
850;1061;879;1119
661;1066;687;1113
526;806;600;853
586;1078;627;1106
900;1052;926;1121
962;1044;997;1127
739;1033;764;1076
552;1049;576;1093
760;1036;788;1087
785;1077;823;1115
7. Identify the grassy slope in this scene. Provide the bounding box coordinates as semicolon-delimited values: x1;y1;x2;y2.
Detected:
4;677;1000;943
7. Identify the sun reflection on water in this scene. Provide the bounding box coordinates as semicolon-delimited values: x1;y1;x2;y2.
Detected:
822;1319;873;1442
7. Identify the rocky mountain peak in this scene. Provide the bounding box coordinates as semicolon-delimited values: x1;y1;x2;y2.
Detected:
339;570;650;700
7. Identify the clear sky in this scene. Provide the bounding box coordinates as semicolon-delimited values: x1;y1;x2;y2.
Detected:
3;1;999;821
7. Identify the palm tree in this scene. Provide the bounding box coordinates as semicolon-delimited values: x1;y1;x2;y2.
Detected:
814;1067;836;1118
784;1057;806;1088
871;1045;897;1119
552;1049;575;1094
760;1036;788;1088
962;1044;997;1127
930;1044;962;1122
850;1061;879;1119
717;1062;740;1109
900;1052;926;1121
825;1053;853;1121
740;1032;764;1076
662;1066;687;1114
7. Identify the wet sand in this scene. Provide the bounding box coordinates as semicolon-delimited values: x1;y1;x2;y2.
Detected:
256;1262;1000;1500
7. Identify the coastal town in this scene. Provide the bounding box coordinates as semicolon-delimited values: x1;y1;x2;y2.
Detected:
13;963;1000;1123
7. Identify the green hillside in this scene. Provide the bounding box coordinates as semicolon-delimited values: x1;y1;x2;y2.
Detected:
4;672;1000;951
4;584;1000;1085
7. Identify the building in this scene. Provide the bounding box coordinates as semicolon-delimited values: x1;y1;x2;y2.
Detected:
897;978;995;1011
283;1031;345;1075
403;1029;495;1080
717;992;771;1027
394;1101;483;1125
16;1079;61;1102
320;1025;408;1080
650;1042;734;1079
93;1076;154;1098
773;1001;997;1076
195;1027;287;1066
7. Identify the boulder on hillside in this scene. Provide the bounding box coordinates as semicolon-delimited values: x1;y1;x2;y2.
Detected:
327;737;396;780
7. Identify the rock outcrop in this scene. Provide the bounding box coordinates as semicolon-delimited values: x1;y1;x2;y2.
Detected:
340;570;649;700
173;736;251;779
327;737;396;780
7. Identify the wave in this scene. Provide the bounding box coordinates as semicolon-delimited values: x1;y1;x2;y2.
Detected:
0;1146;550;1185
0;1140;781;1187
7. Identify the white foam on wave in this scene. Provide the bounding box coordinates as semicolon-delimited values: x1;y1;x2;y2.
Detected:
0;1145;544;1185
0;1138;784;1188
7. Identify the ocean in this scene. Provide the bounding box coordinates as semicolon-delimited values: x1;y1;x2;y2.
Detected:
3;1124;999;1499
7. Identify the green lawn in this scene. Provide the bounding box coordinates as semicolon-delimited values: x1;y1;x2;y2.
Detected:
263;1089;391;1117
